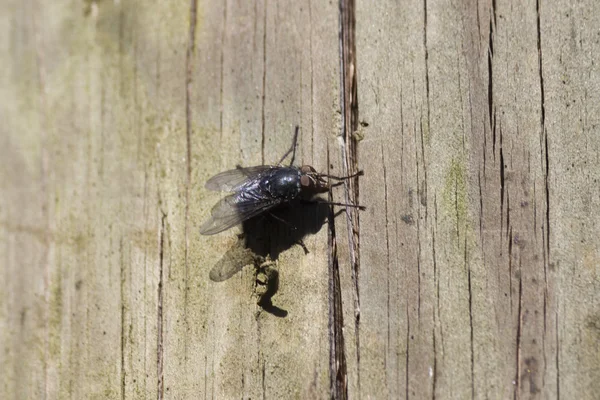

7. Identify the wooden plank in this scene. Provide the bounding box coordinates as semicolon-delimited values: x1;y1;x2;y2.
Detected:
355;0;600;399
0;0;340;398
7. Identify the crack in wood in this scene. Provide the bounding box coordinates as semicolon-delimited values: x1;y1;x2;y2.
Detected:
382;145;391;392
416;121;423;322
423;0;431;138
157;212;167;400
420;0;430;222
338;0;362;395
488;13;495;157
405;302;410;400
328;146;348;400
120;237;126;400
466;236;475;399
261;0;268;166
515;275;523;399
183;0;198;362
555;315;560;398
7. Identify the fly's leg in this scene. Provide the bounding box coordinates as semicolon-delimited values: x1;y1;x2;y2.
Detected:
296;239;309;255
267;211;297;230
319;170;365;207
301;199;366;211
321;170;364;181
265;212;309;254
266;213;308;253
277;125;300;166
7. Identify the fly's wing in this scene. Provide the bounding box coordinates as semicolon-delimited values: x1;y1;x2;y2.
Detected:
205;166;275;192
199;193;282;235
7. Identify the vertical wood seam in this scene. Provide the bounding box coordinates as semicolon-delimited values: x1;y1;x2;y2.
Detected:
338;0;361;395
157;212;166;400
328;146;348;400
184;0;198;362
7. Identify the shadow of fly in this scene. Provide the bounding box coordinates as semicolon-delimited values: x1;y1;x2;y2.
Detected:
199;126;364;235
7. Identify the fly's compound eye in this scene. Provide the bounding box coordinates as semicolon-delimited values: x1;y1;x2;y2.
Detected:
300;175;311;187
300;165;316;174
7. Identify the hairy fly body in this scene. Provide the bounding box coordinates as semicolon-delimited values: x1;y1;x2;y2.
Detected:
199;127;363;235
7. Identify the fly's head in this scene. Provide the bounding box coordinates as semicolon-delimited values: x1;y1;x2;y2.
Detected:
299;165;329;195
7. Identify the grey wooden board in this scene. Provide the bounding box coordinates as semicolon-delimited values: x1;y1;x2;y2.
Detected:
1;0;599;399
355;0;600;399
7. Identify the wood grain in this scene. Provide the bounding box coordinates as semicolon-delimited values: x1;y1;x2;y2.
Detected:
1;0;599;399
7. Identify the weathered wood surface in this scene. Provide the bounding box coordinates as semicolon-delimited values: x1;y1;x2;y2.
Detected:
1;0;599;399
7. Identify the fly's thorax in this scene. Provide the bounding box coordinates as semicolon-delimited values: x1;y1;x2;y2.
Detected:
299;165;329;196
261;167;302;200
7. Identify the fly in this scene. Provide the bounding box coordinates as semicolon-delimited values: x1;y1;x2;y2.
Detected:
199;126;364;235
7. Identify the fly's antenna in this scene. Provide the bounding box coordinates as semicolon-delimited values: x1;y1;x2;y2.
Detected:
277;125;300;166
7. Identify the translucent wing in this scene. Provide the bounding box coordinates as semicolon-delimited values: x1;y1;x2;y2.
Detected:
205;166;275;192
199;193;282;235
